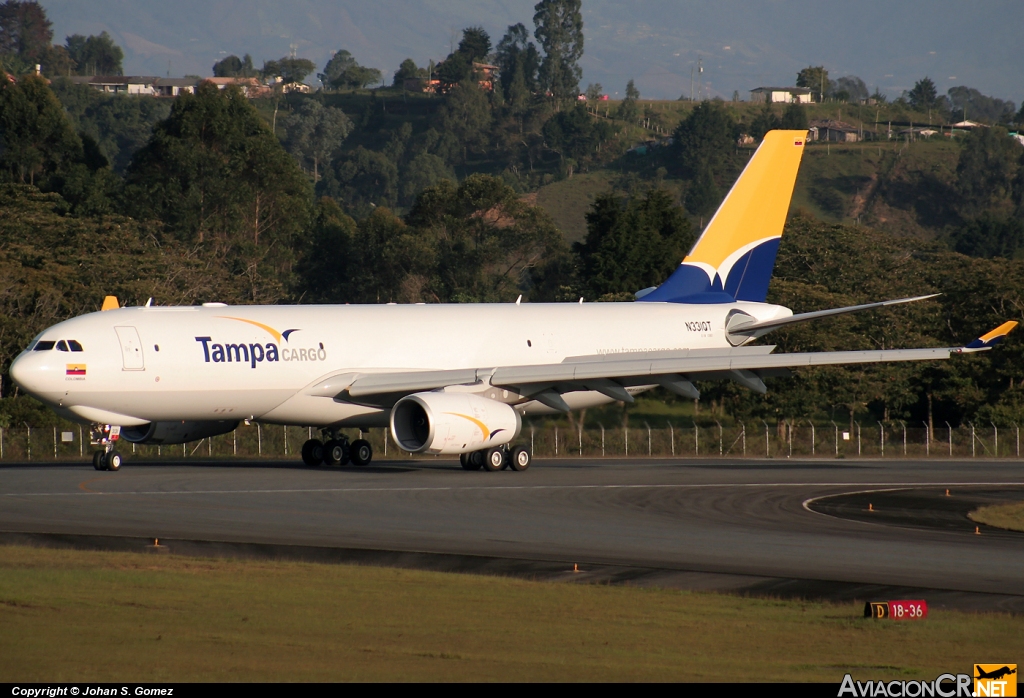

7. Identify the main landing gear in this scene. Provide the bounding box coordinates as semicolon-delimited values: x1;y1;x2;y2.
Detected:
301;431;373;467
460;444;531;472
90;424;123;471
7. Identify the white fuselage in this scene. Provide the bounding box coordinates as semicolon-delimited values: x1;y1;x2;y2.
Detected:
10;301;791;429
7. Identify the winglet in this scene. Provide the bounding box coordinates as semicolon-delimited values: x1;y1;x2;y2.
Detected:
101;295;119;311
957;321;1018;353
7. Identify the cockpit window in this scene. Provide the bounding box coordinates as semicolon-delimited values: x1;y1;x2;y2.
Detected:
33;341;55;351
68;340;83;352
56;340;69;352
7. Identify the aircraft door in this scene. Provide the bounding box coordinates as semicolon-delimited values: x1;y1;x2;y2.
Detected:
114;326;145;370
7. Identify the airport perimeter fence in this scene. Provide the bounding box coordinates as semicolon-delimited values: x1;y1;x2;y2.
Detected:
1;421;1022;462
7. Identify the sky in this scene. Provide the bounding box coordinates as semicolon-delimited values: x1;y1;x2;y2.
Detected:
39;0;1024;104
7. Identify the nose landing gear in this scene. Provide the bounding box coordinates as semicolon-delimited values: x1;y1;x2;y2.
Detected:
90;424;122;471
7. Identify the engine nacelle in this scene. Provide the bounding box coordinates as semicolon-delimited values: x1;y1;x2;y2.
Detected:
120;420;239;445
390;392;521;455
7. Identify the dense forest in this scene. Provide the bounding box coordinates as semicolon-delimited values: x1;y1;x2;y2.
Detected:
1;0;1023;431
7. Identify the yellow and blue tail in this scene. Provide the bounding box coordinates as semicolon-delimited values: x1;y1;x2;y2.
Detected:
639;130;808;304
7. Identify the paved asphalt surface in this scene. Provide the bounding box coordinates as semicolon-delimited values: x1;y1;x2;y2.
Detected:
2;456;1024;610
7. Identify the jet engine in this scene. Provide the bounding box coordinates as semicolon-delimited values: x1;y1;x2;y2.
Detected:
120;420;239;445
390;392;521;455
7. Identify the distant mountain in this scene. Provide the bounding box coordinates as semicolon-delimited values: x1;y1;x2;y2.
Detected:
39;0;1024;103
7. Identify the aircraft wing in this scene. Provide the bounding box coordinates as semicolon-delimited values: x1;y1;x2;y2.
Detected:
307;344;952;411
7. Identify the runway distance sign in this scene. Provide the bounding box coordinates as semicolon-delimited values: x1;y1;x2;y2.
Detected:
864;600;928;620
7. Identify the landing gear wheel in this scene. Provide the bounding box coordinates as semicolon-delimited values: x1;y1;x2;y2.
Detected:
301;438;325;466
460;453;482;471
482;447;506;472
92;451;105;470
323;439;350;466
509;446;532;472
350;439;372;466
104;451;122;471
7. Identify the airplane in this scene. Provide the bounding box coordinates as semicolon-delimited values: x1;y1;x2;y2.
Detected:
8;130;1018;473
975;666;1016;681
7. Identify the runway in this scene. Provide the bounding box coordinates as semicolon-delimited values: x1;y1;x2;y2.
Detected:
3;457;1024;611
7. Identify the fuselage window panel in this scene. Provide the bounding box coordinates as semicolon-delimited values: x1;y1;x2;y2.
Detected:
34;341;55;351
56;340;69;352
68;340;83;352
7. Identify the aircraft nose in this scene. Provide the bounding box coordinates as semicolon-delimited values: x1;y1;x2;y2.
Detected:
9;352;39;393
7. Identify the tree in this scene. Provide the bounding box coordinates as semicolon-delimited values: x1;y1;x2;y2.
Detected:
836;76;868;103
947;86;1016;124
457;27;491;63
796;66;832;102
955;127;1021;216
908;77;938;111
436;51;472;86
575;188;695;298
435;81;492;162
393;58;422;87
400;152;454;207
261;57;316;85
495;23;540;98
123;82;311;252
282;99;352;182
542;104;613;163
948;215;1024;260
0;0;52;62
319;146;399;213
293;196;358;302
533;0;584;102
213;54;257;78
584;83;602;101
780;102;808;130
625;79;639;101
64;32;123;75
748;103;780;140
672;99;736;180
0;74;82;186
406;174;566;303
319;50;381;89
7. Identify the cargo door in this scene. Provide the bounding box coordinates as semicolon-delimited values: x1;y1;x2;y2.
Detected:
114;326;145;370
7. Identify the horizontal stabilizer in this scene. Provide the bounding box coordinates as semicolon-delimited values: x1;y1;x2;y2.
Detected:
728;294;939;340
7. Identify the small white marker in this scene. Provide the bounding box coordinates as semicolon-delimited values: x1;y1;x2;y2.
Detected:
515;295;522;306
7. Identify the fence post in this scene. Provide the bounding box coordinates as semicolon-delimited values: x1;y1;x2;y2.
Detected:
578;424;583;457
257;423;262;456
645;422;651;456
554;427;558;456
831;421;838;457
901;421;906;457
787;420;793;457
970;422;975;458
233;429;237;456
1016;423;1020;458
26;425;30;461
991;422;998;458
694;422;699;456
878;421;884;457
716;420;722;457
600;424;605;457
284;426;288;456
740;421;745;456
762;420;769;457
1;426;3;460
79;426;83;458
624;426;628;456
946;421;952;457
810;421;815;456
53;426;57;459
923;421;930;456
856;422;861;456
669;422;674;456
531;424;535;455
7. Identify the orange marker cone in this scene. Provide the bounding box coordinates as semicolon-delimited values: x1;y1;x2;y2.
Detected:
573;563;579;573
975;526;981;535
868;503;874;512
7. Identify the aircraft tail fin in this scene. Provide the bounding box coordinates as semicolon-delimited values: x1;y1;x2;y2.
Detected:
101;295;119;311
639;129;807;304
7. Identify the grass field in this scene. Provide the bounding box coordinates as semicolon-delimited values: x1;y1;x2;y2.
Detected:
970;503;1024;532
0;545;1020;682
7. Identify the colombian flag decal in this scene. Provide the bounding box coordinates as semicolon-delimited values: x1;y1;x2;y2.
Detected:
66;364;86;376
